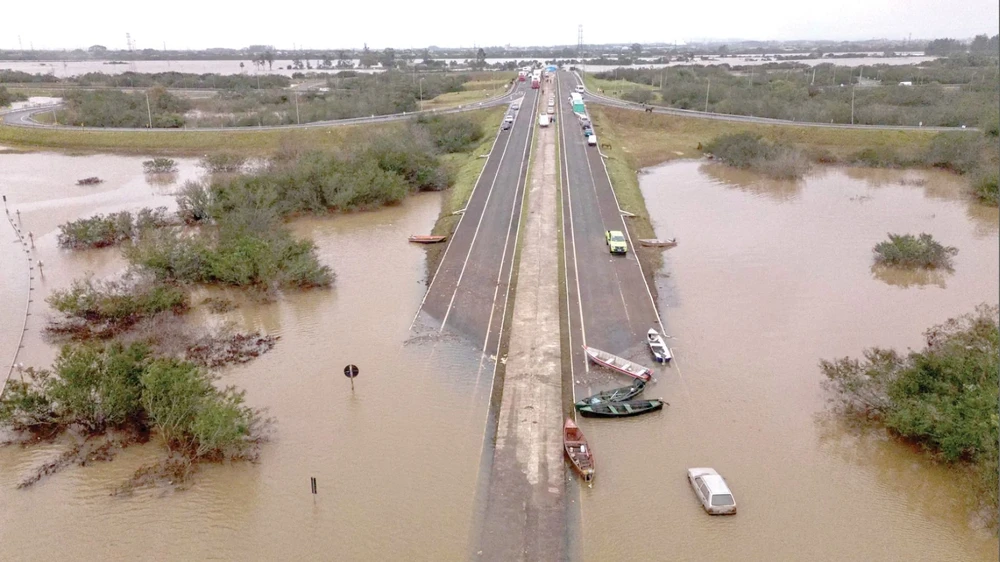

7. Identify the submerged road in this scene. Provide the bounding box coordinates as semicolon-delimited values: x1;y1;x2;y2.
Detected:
557;70;664;394
412;80;537;356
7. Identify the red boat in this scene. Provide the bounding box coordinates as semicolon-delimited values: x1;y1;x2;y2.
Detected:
408;235;447;244
583;345;653;381
564;418;595;483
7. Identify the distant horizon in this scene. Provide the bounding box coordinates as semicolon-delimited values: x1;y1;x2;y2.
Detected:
3;0;997;52
0;35;992;53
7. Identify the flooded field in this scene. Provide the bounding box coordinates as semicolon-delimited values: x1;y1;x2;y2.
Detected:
0;152;490;560
0;54;938;79
1;150;997;560
579;162;998;561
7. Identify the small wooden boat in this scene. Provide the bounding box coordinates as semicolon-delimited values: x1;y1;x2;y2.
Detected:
76;177;104;186
646;328;672;363
575;380;646;409
408;235;447;244
578;399;666;418
583;345;653;382
564;418;595;483
638;238;677;248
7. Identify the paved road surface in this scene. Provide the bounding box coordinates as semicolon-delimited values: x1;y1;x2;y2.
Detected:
557;71;664;397
412;80;538;359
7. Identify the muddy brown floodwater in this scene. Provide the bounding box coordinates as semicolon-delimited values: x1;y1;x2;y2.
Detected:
579;161;998;561
0;152;490;560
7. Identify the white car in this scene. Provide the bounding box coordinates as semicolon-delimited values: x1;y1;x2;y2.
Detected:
575;85;585;93
587;134;597;146
687;468;736;515
511;102;520;110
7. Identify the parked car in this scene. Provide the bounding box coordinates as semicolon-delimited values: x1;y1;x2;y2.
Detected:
579;117;591;128
687;468;737;515
511;102;520;110
605;230;627;254
538;115;550;127
588;134;598;146
583;126;594;137
502;120;512;130
546;106;555;115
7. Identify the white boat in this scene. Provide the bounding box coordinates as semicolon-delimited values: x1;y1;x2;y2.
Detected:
638;238;677;248
646;329;672;363
583;345;653;381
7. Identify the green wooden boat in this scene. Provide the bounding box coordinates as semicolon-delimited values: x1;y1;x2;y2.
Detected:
577;399;666;418
574;380;646;409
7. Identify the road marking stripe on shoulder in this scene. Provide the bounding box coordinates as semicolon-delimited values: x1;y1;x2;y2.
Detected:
557;74;589;377
409;89;518;331
438;87;530;333
477;88;538;383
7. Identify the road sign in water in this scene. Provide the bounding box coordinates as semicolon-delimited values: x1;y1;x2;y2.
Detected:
344;364;359;390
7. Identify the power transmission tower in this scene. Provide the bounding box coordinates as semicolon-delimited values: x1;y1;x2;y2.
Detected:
578;25;584;56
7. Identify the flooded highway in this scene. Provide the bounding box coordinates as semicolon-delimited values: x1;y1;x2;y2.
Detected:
579;161;999;561
0;150;996;561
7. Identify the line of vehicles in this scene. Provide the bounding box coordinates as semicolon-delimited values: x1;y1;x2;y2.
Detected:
553;76;736;515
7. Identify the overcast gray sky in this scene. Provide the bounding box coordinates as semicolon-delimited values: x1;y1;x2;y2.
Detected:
3;0;998;50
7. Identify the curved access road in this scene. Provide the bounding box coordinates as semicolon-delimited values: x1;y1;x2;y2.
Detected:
575;73;978;132
0;82;519;131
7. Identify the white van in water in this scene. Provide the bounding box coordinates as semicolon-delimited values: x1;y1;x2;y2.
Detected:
538;115;550;127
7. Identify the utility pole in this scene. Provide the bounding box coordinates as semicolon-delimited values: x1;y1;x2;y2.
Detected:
704;78;711;113
749;67;753;86
850;85;856;125
811;68;816;86
419;77;424;110
145;91;153;128
294;92;300;124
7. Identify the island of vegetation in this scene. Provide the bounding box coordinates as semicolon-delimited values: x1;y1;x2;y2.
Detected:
872;233;958;270
820;305;998;527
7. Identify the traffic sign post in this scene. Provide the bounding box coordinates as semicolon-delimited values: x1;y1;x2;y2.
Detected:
344;364;359;390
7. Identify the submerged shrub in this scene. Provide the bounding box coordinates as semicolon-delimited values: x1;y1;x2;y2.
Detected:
821;305;999;526
872;232;958;269
200;153;248;174
705;132;810;179
143;157;178;174
970;169;999;205
0;342;265;461
57;207;170;249
46;276;188;338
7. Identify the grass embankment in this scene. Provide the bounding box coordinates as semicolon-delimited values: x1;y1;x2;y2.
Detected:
424;106;504;276
590;105;939;168
422;88;501;109
0;121;374;155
